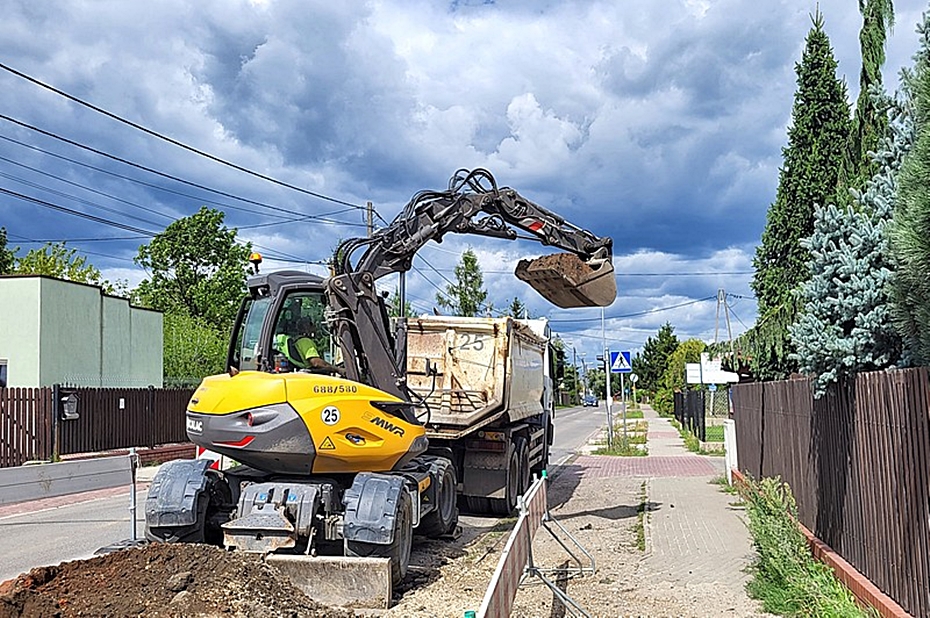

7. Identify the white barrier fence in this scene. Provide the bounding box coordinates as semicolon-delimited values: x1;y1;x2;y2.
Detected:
475;471;596;618
0;451;140;542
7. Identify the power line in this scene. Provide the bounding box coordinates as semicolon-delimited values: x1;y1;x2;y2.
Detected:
548;296;716;323
0;61;371;212
0;169;167;229
0;187;156;236
0;126;365;228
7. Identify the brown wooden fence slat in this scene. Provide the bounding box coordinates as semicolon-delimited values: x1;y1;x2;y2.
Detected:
731;368;930;618
1;386;192;467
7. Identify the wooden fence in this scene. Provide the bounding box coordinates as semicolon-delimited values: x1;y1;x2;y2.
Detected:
0;385;193;467
732;368;930;618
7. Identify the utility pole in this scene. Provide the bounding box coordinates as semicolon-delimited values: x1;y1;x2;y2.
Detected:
572;346;578;405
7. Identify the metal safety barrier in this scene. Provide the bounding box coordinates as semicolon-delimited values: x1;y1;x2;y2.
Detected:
0;450;140;542
474;471;596;618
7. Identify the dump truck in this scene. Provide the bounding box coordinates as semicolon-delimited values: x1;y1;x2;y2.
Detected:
406;315;555;516
144;168;615;607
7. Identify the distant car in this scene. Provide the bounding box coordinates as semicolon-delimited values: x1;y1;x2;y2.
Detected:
583;395;598;407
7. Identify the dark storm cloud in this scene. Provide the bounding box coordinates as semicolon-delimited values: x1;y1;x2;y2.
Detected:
2;0;929;363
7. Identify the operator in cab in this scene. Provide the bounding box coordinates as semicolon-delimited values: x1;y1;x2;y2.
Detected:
274;316;345;376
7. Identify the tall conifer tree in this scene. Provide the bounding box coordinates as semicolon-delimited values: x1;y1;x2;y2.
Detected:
890;12;930;363
749;11;853;380
853;0;895;187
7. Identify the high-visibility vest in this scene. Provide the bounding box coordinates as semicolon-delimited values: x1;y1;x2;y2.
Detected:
273;334;320;369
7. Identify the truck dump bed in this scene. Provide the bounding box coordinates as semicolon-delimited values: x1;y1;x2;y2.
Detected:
405;316;547;438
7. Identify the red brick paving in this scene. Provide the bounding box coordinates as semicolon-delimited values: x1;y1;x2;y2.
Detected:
573;454;719;478
647;431;680;439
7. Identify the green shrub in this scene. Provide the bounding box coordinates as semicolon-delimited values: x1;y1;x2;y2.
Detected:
740;477;875;617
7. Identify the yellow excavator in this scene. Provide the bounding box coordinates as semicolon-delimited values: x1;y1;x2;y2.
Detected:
144;168;616;605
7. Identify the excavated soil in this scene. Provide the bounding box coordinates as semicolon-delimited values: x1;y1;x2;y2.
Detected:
0;462;767;618
0;544;353;618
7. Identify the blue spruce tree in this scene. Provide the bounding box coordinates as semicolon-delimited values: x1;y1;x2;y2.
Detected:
791;83;912;396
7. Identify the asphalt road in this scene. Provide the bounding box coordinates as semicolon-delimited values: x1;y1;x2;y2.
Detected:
549;402;605;466
0;405;604;583
0;488;145;582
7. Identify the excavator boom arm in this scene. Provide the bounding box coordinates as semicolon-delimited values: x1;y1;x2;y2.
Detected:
324;169;616;399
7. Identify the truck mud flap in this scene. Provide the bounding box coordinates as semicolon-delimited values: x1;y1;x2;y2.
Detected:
266;555;392;609
515;252;616;308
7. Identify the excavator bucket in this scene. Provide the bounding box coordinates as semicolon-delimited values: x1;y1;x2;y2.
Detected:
515;252;617;308
266;555;392;609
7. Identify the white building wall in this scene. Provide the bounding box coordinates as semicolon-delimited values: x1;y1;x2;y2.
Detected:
0;276;163;388
0;278;41;387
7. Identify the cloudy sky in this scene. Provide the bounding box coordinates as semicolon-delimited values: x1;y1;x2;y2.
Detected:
1;0;927;365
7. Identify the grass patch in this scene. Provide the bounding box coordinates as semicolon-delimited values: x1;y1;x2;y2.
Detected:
710;474;738;495
675;421;726;456
739;477;877;617
635;481;647;551
593;435;648;456
616;408;644;419
704;424;724;442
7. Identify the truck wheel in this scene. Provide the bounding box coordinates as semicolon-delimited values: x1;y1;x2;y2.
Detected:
489;444;520;516
461;495;490;514
345;490;413;583
419;465;458;538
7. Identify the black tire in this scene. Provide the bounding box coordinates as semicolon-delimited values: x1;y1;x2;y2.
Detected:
461;495;491;514
145;497;207;544
345;490;413;583
489;443;520;516
145;470;229;546
531;422;552;476
418;465;459;538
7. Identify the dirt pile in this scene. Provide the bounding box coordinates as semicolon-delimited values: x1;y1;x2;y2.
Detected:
0;544;353;618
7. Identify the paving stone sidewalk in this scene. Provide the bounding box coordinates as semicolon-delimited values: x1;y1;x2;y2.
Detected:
636;405;757;590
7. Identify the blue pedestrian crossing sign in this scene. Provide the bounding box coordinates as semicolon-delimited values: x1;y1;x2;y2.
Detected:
609;350;632;373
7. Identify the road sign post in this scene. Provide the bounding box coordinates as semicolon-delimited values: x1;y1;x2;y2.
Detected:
609;351;632;441
602;351;613;450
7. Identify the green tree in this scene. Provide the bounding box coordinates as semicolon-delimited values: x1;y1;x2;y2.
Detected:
852;0;895;186
506;296;529;318
792;87;908;395
0;228;16;275
890;11;930;363
133;207;252;330
388;287;415;318
14;242;126;295
162;311;229;386
633;323;678;394
436;248;487;317
654;339;706;414
749;11;853;380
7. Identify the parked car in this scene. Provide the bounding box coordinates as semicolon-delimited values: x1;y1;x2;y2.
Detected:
583;394;598;407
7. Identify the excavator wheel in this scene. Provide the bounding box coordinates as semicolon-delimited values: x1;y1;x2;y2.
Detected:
418;465;458;538
345;490;413;583
145;469;229;546
146;499;208;544
489;443;521;516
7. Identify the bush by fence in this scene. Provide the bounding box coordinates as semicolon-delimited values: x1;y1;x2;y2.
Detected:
731;368;930;618
0;385;194;467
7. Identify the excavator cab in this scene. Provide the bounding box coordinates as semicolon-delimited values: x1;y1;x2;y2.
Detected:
515;252;616;308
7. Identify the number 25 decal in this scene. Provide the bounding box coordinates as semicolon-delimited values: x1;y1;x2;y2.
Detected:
460;333;484;350
321;406;340;425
